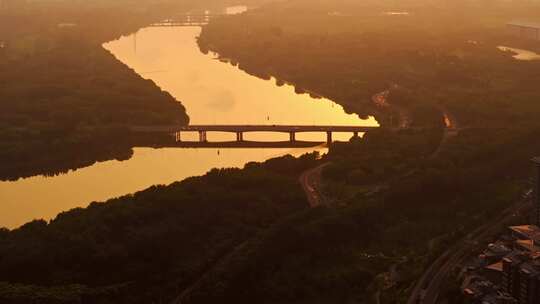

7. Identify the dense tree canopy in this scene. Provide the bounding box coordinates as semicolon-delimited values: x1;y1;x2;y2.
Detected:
0;154;317;303
199;1;540;128
3;0;540;303
0;0;190;180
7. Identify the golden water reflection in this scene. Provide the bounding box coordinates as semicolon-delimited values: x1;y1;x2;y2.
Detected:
498;46;540;61
0;26;377;229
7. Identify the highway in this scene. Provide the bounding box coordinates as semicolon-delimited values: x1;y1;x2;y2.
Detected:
407;192;532;304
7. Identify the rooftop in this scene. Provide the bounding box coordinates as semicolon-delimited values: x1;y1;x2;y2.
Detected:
462;277;496;299
503;251;527;264
485;242;512;256
481;292;518;304
520;260;540;276
509;225;540;242
485;261;504;272
516;239;540;253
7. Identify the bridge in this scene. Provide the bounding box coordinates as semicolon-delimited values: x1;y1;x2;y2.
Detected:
130;124;380;147
149;14;224;27
139;140;329;149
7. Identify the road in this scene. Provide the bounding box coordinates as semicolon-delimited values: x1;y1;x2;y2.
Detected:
407;193;532;304
300;163;330;207
171;162;330;304
173;163;330;304
372;90;411;129
372;89;460;157
371;90;526;303
430;107;460;158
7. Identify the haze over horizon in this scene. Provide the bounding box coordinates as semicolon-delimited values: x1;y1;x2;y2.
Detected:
1;0;540;303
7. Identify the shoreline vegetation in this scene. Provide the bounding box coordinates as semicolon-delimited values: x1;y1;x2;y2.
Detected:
198;0;540;128
3;0;540;304
192;1;540;302
0;0;310;181
0;153;319;304
0;0;195;181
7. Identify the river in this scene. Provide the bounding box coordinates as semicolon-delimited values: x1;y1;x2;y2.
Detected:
0;8;377;229
498;46;540;61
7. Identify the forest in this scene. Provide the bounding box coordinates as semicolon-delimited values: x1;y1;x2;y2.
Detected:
195;1;540;301
0;42;189;180
178;128;540;304
0;0;277;180
0;0;191;180
198;0;540;128
2;124;540;303
0;154;317;303
3;0;540;303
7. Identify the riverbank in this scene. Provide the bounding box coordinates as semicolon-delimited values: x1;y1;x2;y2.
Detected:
2;124;537;304
194;1;540;301
0;153;319;303
0;1;193;181
0;44;189;181
1;22;376;229
197;2;540;129
3;1;540;303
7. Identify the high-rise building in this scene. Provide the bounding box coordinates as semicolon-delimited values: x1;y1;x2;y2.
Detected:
518;261;540;304
503;254;524;296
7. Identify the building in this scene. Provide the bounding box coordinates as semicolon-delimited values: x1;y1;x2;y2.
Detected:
509;225;540;243
499;227;540;304
502;253;526;297
484;242;513;264
480;293;518;304
507;22;540;41
462;225;540;303
462;275;517;304
518;261;540;304
460;159;540;303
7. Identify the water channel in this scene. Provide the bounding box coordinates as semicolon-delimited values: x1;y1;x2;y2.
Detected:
498;46;540;61
0;7;377;229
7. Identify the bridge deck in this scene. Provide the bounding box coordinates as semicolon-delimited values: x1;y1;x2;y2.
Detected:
137;140;327;149
131;125;379;133
150;23;209;27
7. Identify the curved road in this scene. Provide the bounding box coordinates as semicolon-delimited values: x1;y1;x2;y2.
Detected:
372;90;411;129
406;193;532;304
300;163;330;207
173;163;331;304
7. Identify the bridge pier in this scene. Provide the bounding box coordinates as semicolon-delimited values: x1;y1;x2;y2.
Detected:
199;131;207;142
236;132;244;142
327;131;333;144
289;132;296;142
175;132;182;142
